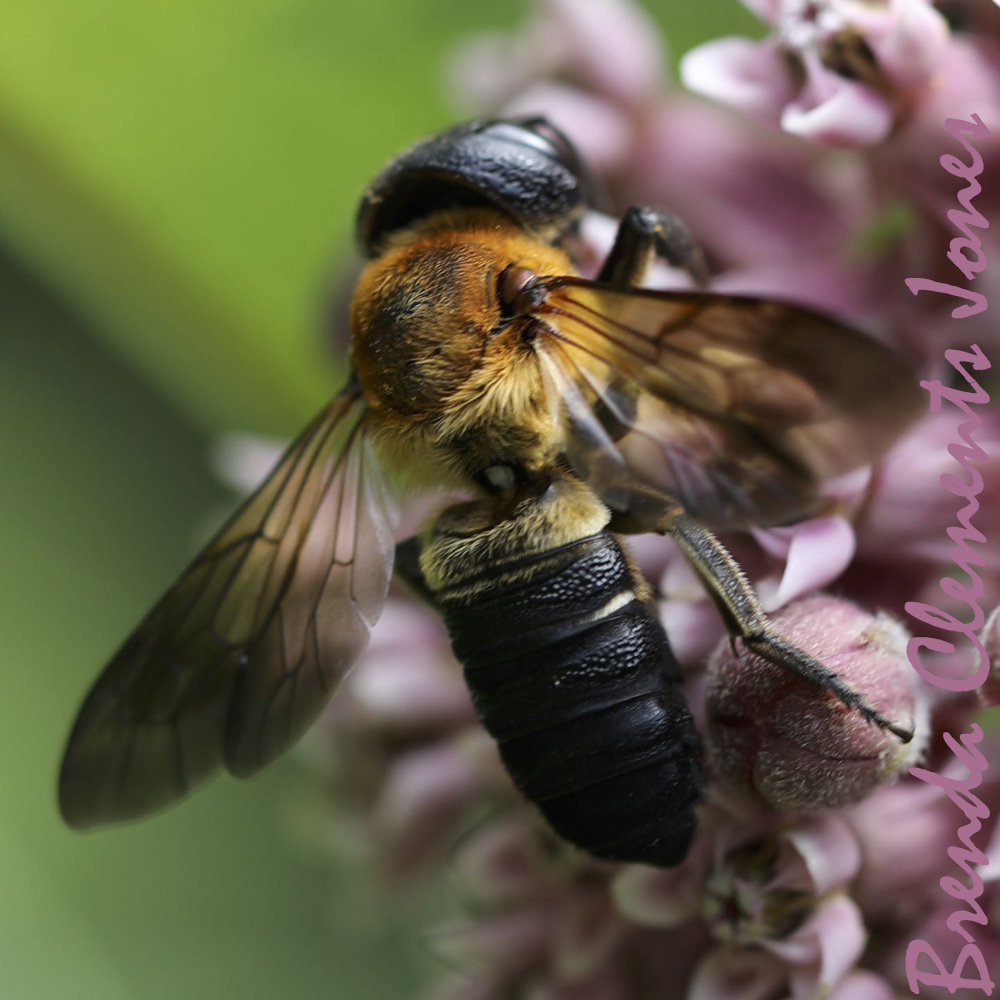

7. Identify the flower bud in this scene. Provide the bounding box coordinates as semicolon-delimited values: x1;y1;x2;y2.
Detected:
705;596;924;812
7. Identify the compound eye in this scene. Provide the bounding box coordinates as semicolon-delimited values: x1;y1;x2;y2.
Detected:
497;266;541;319
503;116;582;176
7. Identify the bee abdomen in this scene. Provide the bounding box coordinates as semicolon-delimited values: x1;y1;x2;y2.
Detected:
444;539;703;867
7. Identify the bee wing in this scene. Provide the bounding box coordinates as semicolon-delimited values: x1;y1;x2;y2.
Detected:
532;277;923;528
59;387;397;828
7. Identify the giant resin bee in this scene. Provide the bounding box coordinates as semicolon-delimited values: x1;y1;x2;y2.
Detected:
59;118;920;864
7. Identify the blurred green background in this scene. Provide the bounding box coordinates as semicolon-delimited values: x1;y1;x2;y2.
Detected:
0;2;757;998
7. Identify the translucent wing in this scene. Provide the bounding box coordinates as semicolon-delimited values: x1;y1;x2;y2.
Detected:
532;277;923;528
59;386;397;828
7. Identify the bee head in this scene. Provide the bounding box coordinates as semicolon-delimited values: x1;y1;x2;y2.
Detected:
351;239;498;417
350;214;574;419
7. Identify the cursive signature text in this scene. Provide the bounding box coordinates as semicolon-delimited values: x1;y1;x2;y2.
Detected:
904;114;994;997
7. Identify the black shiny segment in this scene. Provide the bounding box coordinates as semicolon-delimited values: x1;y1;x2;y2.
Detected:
540;757;701;866
356;117;588;255
463;606;677;740
499;689;695;802
442;535;632;663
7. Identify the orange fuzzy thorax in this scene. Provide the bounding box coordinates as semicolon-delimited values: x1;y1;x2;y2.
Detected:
350;209;577;485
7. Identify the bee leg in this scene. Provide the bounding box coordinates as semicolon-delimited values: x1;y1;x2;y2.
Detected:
393;536;437;607
597;206;710;289
663;510;914;744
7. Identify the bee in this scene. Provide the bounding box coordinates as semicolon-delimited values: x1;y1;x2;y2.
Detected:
59;119;921;864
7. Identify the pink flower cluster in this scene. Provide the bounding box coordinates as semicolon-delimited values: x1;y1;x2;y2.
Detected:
236;2;1000;997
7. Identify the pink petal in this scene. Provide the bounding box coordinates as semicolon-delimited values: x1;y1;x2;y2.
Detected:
771;816;862;896
611;860;704;927
574;210;700;292
573;211;620;280
627;97;858;269
660;546;706;601
351;648;474;730
375;741;486;875
625;530;676;581
989;883;1000;929
821;466;872;507
982;605;1000;708
551;890;630;981
711;260;874;325
659;598;726;667
528;966;631;1000
771;516;856;608
689;947;787;1000
781;80;894;147
766;895;866;1000
842;0;949;91
855;410;1000;567
872;905;1000;997
540;0;664;105
448;31;539;112
429;910;553;972
435;972;506;1000
452;816;544;905
680;37;794;123
844;782;964;913
828;969;897;1000
360;598;448;655
750;526;793;561
740;0;783;21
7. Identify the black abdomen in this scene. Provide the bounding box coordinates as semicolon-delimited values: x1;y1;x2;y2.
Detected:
436;534;703;867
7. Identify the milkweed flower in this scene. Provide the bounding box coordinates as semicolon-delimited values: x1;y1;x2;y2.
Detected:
680;0;1000;355
847;408;1000;572
680;0;950;148
206;1;1000;996
448;0;664;173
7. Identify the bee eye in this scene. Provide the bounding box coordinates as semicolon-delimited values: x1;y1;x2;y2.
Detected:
497;265;541;318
